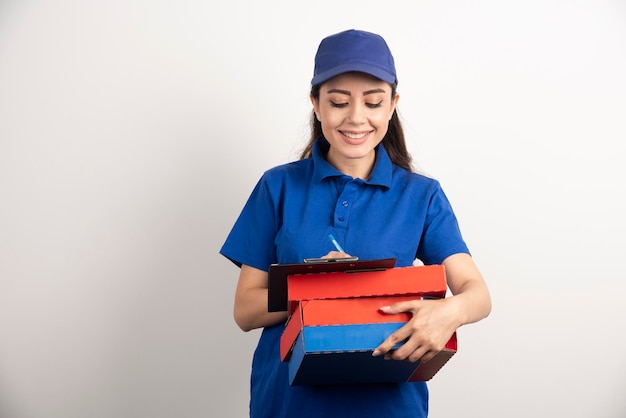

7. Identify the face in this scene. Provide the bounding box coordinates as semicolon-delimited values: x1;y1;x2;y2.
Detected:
311;72;399;178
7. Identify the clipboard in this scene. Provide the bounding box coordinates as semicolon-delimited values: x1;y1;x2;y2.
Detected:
268;257;396;312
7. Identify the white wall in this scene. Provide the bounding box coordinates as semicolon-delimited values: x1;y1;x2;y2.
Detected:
1;1;625;417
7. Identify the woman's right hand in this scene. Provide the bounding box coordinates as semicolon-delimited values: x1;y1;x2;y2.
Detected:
321;251;353;259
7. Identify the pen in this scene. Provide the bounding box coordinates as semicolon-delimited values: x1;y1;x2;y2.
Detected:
328;234;345;253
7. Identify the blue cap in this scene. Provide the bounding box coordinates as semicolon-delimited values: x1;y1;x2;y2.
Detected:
311;29;397;86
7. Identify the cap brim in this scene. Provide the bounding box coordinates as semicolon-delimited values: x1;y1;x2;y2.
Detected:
311;62;397;86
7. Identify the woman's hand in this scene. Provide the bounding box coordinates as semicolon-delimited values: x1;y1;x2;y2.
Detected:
321;251;353;259
371;298;460;363
372;252;491;363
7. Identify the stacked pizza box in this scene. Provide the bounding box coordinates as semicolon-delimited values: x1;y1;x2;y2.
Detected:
278;264;458;385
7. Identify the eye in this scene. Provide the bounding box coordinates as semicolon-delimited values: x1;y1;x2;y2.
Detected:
366;101;383;109
330;101;348;108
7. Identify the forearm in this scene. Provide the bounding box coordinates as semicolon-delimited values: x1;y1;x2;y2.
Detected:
234;286;288;332
443;253;492;328
445;279;492;328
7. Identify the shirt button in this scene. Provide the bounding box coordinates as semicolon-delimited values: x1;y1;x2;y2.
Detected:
342;201;349;207
338;217;344;222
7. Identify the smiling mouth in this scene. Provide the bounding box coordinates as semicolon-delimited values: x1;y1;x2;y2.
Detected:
342;131;369;139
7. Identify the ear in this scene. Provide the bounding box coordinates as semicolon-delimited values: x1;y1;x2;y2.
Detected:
390;92;400;119
310;94;321;121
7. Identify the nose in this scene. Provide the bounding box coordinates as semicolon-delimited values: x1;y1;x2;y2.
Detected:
347;102;367;124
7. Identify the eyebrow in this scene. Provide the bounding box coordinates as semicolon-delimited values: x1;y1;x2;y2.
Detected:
326;88;387;96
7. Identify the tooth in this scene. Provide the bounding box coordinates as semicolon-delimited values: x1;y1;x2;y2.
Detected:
345;132;365;139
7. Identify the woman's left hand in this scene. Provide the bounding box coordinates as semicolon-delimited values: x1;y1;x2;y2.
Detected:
372;253;491;363
371;298;460;363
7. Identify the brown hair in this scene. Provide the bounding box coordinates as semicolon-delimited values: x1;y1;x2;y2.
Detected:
299;83;413;172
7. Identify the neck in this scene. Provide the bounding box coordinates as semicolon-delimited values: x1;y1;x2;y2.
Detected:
326;149;376;180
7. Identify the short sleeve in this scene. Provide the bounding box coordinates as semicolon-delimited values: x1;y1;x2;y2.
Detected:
416;183;470;265
219;174;280;272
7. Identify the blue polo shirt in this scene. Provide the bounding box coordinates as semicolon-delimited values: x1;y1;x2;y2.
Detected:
220;138;469;418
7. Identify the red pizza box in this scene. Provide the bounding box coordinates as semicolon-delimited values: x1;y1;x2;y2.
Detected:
286;264;446;314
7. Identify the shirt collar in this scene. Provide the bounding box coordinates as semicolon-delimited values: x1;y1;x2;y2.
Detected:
311;137;393;188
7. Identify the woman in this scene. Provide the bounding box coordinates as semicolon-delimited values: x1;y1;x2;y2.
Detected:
220;29;491;418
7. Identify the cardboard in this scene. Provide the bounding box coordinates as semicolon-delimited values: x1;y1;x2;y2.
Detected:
277;264;458;385
297;297;415;325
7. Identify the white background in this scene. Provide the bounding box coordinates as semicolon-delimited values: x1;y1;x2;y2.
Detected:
1;1;625;417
